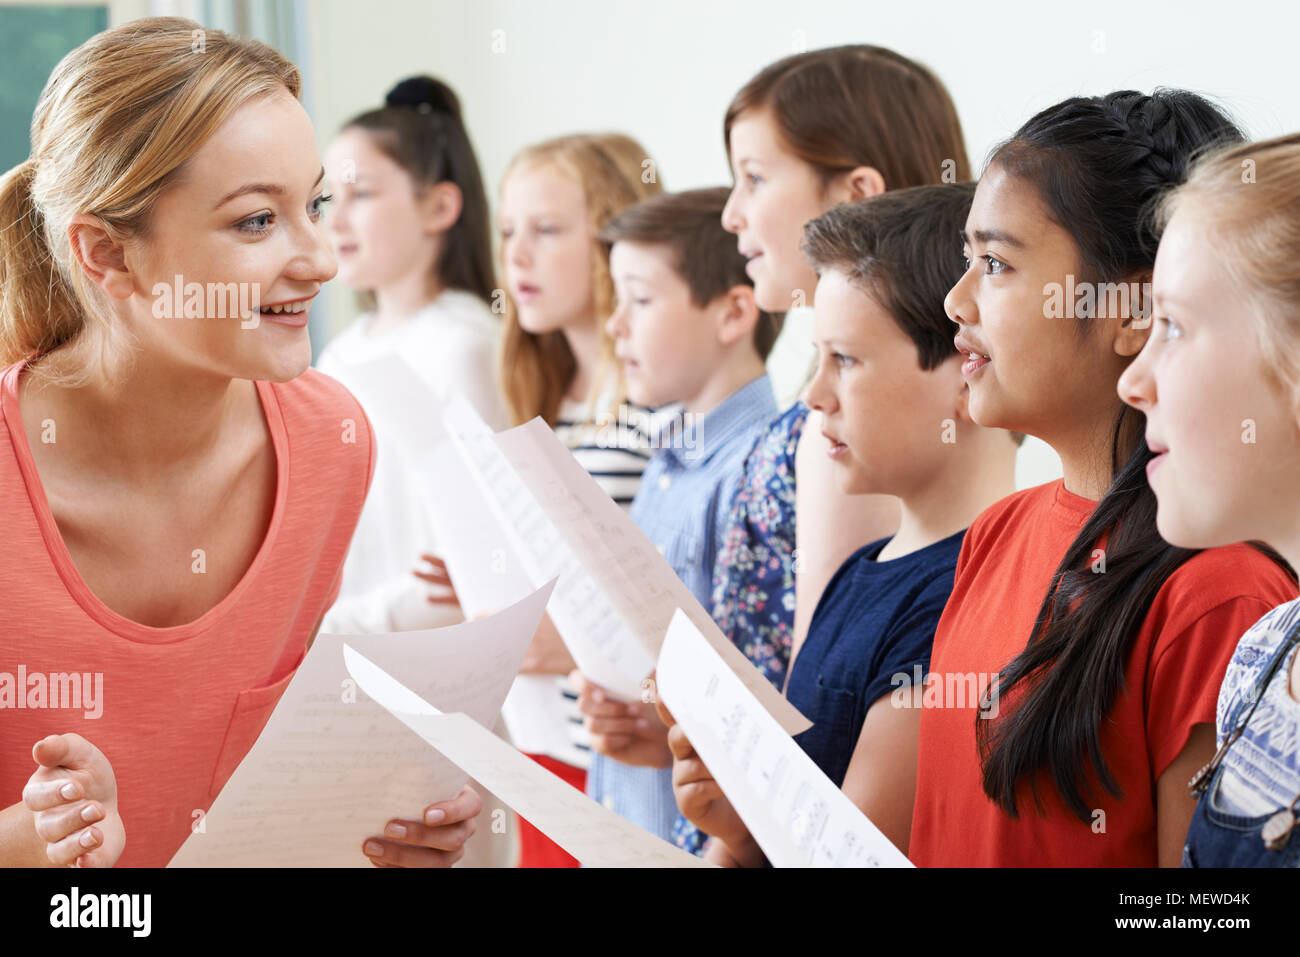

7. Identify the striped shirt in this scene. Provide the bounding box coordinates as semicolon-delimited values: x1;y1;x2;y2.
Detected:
553;396;661;509
585;375;778;844
532;394;665;769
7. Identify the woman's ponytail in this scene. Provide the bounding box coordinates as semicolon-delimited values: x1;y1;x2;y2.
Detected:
0;158;82;365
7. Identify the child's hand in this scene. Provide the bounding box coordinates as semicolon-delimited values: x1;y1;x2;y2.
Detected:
570;670;671;768
362;784;481;867
413;553;459;606
23;733;125;867
520;613;576;675
666;723;748;849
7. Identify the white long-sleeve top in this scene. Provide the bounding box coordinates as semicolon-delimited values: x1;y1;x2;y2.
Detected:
315;288;508;635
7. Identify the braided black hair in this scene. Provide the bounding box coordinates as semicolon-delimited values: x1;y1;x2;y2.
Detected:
974;89;1297;821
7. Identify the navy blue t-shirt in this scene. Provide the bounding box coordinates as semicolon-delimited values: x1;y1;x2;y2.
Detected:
786;529;965;787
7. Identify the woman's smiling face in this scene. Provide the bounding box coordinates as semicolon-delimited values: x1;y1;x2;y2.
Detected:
945;163;1133;443
125;90;337;382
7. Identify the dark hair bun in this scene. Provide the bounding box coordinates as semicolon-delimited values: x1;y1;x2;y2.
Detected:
384;76;462;122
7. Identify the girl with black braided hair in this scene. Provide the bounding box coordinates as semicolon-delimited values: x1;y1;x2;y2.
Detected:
909;89;1298;866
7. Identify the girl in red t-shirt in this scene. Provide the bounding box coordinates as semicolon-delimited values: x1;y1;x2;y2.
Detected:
910;90;1298;867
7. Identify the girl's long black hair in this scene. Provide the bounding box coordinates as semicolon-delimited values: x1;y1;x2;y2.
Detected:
975;89;1297;821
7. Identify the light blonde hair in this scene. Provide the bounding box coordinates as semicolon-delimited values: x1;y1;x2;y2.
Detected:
1159;132;1300;407
498;133;663;427
0;16;301;385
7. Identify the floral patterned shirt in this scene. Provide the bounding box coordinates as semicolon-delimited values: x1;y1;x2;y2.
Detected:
672;401;807;855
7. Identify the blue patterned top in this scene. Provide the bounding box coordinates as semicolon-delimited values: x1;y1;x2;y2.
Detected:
671;400;808;855
1212;597;1300;821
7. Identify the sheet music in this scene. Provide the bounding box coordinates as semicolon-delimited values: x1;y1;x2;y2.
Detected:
167;581;555;867
342;645;710;868
441;396;654;700
493;418;810;735
655;609;912;868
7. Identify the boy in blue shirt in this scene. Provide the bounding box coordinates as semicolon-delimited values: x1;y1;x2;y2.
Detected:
571;187;781;843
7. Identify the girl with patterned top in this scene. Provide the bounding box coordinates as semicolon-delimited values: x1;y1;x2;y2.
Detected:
669;44;977;857
1118;132;1300;867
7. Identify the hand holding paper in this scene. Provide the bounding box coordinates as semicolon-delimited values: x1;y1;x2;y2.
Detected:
343;646;711;868
571;670;671;768
655;609;913;868
168;580;555;868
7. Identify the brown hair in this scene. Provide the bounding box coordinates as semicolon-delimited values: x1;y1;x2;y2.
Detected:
801;183;974;370
597;187;781;359
0;16;301;384
340;75;495;310
499;133;662;426
724;45;970;192
1158;132;1300;406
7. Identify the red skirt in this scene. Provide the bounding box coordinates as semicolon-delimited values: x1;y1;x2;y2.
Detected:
515;753;586;868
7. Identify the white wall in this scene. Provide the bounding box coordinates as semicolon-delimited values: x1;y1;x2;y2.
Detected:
304;0;1300;488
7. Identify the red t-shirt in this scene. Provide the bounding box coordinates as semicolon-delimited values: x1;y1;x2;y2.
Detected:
0;359;375;866
909;479;1297;867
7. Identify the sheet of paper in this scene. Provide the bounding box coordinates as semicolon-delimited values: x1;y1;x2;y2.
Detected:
326;352;449;464
422;436;584;757
342;645;710;868
493;417;810;735
656;609;912;868
441;395;654;700
168;580;555;867
421;438;531;618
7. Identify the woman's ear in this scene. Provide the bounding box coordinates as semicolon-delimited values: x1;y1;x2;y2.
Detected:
67;215;134;300
420;181;463;235
716;284;760;348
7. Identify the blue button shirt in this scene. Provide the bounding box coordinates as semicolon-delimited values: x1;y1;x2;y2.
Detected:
586;375;778;842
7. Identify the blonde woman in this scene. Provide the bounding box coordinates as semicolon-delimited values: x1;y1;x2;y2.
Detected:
0;17;478;868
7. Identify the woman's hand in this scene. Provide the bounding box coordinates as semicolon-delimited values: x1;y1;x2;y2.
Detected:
571;670;671;768
413;553;459;606
23;733;125;867
520;613;577;675
362;783;482;867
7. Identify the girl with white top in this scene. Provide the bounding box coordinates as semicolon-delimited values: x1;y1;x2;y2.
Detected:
317;76;508;635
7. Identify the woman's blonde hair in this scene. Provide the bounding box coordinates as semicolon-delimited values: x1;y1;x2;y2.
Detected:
498;133;662;426
0;16;301;384
1158;132;1300;408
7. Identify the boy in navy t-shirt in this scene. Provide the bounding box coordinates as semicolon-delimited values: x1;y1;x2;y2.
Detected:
666;183;1024;865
